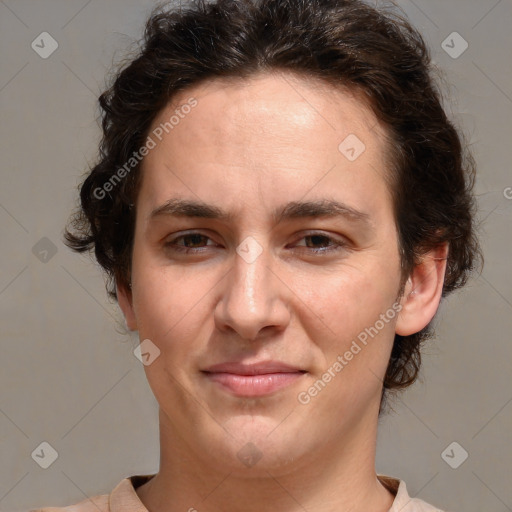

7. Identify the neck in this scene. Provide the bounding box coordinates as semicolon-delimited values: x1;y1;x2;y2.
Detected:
136;408;395;512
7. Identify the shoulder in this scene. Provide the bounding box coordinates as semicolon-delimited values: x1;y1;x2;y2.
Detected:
29;475;155;512
400;495;447;512
29;493;109;512
378;474;447;512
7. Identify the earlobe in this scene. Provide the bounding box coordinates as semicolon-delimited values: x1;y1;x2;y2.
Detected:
117;282;138;331
395;243;449;336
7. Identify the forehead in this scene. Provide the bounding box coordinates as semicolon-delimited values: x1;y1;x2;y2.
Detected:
154;71;384;158
138;71;393;221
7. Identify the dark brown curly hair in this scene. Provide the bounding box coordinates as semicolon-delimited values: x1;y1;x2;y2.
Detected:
65;0;481;414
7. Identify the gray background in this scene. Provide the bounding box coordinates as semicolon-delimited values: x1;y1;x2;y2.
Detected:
0;0;511;511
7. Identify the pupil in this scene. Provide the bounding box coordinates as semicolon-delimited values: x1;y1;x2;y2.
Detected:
308;235;327;248
186;234;204;247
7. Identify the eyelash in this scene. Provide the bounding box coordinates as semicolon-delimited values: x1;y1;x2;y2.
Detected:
164;231;348;255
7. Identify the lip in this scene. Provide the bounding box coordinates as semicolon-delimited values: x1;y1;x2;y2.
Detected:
202;361;306;397
203;361;304;375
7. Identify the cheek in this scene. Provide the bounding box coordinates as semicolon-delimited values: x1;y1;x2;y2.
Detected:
133;270;207;342
296;259;400;377
130;265;212;403
294;271;399;416
130;234;213;336
304;263;399;331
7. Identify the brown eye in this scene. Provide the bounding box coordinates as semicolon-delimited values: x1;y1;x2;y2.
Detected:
175;233;210;248
164;232;217;254
304;234;332;249
293;232;348;254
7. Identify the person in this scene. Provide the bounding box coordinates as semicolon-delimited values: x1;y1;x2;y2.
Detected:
32;0;480;510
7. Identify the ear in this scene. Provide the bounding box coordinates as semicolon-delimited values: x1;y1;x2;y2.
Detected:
117;282;138;331
395;243;449;336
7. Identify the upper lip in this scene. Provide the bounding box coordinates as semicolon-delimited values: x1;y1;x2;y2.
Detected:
202;361;305;375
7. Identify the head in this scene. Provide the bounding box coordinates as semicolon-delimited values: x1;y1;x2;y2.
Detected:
65;0;479;474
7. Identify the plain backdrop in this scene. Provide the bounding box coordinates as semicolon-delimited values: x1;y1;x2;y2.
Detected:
0;0;511;511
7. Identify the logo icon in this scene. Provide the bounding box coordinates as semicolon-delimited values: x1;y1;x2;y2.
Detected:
31;32;59;59
32;237;58;263
441;441;469;469
31;441;59;469
441;32;468;59
338;134;366;162
237;442;263;468
236;236;263;264
134;339;161;366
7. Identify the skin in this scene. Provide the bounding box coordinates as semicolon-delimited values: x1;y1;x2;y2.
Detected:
117;70;448;512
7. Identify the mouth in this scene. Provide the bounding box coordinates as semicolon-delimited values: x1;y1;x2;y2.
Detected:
201;361;307;397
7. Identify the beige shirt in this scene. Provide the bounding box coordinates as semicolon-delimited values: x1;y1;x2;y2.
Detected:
31;474;446;512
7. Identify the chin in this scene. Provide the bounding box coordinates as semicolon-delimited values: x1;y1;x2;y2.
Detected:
201;415;312;475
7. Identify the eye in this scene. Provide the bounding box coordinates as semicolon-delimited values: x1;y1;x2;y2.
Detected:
291;232;348;254
163;231;349;256
164;232;219;253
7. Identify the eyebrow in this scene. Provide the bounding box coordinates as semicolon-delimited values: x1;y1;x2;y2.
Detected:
149;198;372;226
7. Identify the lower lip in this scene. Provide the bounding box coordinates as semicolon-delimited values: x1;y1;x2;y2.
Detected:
203;372;305;397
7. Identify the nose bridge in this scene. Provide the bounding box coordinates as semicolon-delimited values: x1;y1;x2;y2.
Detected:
230;245;273;319
234;249;267;313
216;240;289;340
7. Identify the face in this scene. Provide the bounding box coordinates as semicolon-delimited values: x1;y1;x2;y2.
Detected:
121;72;406;475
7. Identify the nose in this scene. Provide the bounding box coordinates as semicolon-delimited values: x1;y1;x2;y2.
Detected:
214;241;291;342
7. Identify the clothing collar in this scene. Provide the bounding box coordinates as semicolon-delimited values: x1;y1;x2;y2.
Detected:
109;473;416;512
